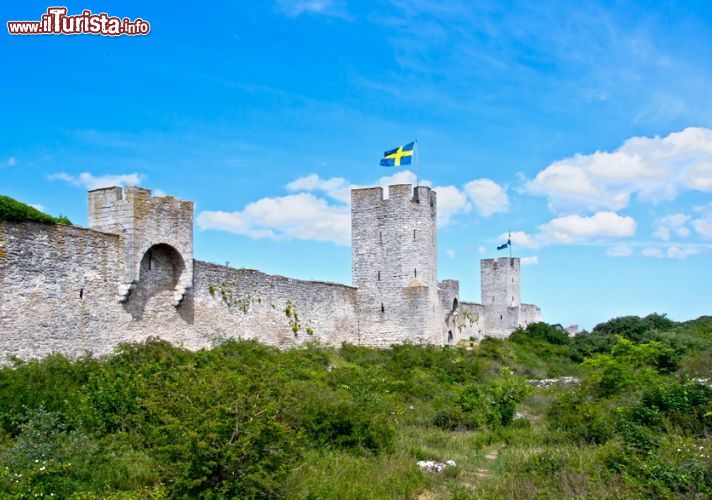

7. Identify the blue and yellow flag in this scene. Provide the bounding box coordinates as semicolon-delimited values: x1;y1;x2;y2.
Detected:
497;239;511;251
380;141;415;167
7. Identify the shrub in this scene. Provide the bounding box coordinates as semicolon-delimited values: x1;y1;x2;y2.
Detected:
511;322;571;346
0;195;72;225
592;313;674;343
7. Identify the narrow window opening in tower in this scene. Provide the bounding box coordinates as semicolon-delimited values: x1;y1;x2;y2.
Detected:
448;330;453;344
414;268;417;277
79;288;84;299
452;298;458;310
512;296;514;302
511;278;513;283
381;302;385;313
413;229;416;240
377;271;381;281
500;314;503;320
492;296;495;303
379;231;382;244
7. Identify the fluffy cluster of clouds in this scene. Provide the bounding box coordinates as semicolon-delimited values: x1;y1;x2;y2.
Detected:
651;204;712;242
197;170;510;246
603;201;712;260
198;193;351;245
508;128;712;259
505;211;636;249
525;127;712;214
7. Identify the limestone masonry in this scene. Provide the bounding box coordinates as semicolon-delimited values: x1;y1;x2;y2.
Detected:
0;184;540;360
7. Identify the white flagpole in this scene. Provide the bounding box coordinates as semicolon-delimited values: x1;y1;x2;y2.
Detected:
415;139;419;187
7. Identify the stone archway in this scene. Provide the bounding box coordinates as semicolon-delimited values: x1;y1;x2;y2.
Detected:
124;244;186;321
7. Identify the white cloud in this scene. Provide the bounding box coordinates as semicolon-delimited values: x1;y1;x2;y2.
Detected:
198;193;350;245
6;157;16;167
445;249;456;259
642;245;704;259
378;170;427;191
692;203;712;239
665;246;700;259
275;0;348;18
606;245;634;257
539;212;636;243
286;174;353;203
642;247;664;258
520;256;539;266
433;185;471;224
29;204;46;212
49;171;144;190
508;231;539;249
478;246;487;254
505;212;636;248
463;179;509;216
525;127;712;213
653;213;691;241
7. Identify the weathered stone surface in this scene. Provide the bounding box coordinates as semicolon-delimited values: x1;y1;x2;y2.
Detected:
0;184;542;361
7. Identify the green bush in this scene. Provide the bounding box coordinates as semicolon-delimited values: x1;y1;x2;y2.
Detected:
592;313;674;342
0;195;71;225
510;322;571;346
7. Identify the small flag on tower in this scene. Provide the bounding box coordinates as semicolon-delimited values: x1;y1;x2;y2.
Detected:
380;141;415;167
497;237;511;251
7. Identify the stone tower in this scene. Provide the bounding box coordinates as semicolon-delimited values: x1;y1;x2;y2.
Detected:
351;184;443;345
88;186;194;308
480;257;521;337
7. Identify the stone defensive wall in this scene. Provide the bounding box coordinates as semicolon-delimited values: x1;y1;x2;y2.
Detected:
0;220;358;361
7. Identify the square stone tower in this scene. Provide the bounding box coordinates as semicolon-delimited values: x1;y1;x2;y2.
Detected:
88;186;193;306
480;257;521;337
351;184;443;345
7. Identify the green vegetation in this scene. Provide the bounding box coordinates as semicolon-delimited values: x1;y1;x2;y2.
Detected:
0;195;72;226
0;314;710;498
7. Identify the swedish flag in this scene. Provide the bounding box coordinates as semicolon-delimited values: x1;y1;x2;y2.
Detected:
380;141;415;167
497;239;511;251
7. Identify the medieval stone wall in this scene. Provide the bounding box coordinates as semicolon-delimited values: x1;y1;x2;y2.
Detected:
0;184;543;361
447;301;486;343
520;303;542;328
0;221;127;360
190;261;358;348
0;222;359;361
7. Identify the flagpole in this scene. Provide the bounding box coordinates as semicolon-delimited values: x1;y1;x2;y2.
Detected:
415;139;419;187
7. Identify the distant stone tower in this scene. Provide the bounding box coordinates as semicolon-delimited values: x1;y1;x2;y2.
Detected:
481;257;521;337
88;186;194;312
351;184;443;345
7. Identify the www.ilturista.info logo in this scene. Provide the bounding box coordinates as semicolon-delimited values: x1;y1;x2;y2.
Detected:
7;7;150;36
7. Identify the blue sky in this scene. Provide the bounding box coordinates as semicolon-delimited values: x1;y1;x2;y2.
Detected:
2;0;711;329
